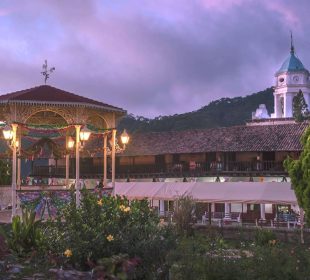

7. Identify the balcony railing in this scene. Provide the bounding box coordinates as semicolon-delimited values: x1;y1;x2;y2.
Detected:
31;160;286;179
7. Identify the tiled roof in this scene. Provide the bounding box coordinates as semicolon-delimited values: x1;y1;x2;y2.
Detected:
0;85;125;112
122;122;309;156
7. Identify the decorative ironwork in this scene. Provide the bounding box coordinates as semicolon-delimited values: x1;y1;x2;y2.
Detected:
41;60;55;84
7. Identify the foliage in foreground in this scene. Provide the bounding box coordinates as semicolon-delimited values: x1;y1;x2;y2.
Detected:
285;126;310;223
43;190;176;278
168;233;310;280
0;209;43;256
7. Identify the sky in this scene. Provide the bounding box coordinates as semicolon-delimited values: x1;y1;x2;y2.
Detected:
0;0;310;118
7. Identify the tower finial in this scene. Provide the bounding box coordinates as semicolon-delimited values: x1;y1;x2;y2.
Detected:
290;30;295;54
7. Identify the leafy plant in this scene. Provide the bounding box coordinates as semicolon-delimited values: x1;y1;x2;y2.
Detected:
7;209;43;256
173;195;196;236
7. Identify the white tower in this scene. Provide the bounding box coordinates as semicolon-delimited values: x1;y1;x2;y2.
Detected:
274;34;310;118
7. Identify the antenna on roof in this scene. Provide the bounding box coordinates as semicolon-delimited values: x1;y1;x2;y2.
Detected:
290;30;295;54
41;60;55;85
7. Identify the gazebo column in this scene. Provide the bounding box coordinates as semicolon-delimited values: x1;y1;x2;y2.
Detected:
103;133;107;188
65;153;69;187
260;203;266;220
111;129;116;194
17;130;21;190
11;124;18;218
75;125;81;207
224;202;231;220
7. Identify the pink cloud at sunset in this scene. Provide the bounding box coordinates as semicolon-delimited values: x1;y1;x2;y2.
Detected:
0;0;309;117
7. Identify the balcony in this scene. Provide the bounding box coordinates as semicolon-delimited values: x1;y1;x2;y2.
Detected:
116;161;286;178
31;160;286;179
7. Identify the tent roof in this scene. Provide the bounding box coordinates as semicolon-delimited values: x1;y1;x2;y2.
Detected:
115;182;297;205
0;85;125;113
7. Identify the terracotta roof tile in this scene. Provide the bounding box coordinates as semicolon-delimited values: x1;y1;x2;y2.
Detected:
122;122;308;156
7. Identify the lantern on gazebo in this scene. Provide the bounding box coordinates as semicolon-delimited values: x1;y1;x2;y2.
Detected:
120;129;130;147
67;136;75;149
2;125;13;141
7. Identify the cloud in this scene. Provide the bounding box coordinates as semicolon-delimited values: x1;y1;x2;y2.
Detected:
0;0;309;117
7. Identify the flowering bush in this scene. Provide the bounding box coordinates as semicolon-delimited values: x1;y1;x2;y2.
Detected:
43;190;176;278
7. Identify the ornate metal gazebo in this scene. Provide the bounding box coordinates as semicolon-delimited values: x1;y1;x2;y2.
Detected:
0;85;127;217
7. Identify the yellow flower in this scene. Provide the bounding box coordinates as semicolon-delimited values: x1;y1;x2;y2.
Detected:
119;205;126;211
97;199;103;206
107;234;114;242
158;218;165;227
64;249;72;258
269;239;277;246
124;206;131;213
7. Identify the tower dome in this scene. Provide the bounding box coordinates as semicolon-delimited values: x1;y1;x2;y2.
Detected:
276;48;308;75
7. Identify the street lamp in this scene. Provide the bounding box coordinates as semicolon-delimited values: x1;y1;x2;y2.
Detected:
2;123;18;218
65;136;75;188
75;125;91;207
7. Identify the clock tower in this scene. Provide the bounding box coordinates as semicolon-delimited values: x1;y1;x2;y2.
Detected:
274;35;310;118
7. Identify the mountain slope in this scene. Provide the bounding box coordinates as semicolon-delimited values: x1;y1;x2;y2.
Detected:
118;87;274;133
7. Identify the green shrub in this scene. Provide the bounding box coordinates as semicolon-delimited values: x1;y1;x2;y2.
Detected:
43;190;176;278
254;229;277;246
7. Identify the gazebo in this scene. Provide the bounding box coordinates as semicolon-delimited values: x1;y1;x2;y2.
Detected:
0;85;127;217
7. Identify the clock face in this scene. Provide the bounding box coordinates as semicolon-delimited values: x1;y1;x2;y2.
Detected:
293;75;299;82
279;77;285;84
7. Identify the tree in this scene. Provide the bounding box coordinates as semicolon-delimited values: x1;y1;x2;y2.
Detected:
293;90;309;122
284;127;310;225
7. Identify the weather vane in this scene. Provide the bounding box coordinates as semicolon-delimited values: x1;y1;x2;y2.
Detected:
41;60;55;84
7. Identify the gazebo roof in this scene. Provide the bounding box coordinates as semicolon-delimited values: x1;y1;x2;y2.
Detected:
0;85;125;113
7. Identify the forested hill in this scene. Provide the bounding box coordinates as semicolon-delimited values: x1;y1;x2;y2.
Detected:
118;87;274;133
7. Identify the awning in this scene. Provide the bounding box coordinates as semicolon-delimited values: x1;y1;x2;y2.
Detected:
190;182;297;204
114;182;297;205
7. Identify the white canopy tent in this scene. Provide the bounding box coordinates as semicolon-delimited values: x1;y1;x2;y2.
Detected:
114;182;297;205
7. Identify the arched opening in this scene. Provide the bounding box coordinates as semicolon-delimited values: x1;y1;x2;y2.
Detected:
22;110;70;182
86;113;108;129
26;110;68;126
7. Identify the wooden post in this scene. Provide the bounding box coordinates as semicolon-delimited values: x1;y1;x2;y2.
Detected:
208;203;212;226
75;125;81;207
